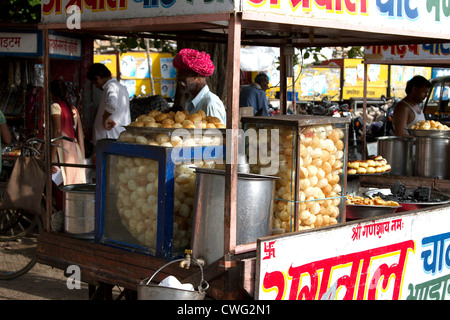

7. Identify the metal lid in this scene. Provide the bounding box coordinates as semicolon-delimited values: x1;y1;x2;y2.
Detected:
59;183;96;193
377;135;415;141
194;167;278;180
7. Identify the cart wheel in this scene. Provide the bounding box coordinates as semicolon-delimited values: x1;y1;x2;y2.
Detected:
0;209;42;280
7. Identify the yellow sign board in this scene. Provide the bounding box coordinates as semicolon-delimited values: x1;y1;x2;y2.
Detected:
94;52;176;99
342;59;389;100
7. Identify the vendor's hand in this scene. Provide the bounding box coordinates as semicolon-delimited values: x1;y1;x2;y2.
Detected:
103;118;116;130
52;166;59;173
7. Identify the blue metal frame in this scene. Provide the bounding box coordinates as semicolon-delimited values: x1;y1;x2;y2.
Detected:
95;139;225;260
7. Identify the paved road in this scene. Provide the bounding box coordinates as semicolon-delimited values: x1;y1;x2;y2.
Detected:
0;262;90;300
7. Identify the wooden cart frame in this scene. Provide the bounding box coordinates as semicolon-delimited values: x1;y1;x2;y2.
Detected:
37;3;450;299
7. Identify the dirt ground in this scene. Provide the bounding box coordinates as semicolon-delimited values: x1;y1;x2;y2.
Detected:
0;262;90;300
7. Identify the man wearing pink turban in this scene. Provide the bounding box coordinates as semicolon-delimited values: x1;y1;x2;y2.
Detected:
173;48;226;124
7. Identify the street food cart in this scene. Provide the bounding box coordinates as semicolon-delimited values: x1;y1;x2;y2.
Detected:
37;1;450;300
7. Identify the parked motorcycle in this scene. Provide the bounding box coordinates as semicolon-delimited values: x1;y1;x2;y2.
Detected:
305;94;340;116
366;95;399;140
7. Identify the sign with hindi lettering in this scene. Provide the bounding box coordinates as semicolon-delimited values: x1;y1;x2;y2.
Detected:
0;32;39;55
242;0;450;40
41;1;450;41
49;34;81;58
256;206;450;300
364;44;450;64
41;0;236;24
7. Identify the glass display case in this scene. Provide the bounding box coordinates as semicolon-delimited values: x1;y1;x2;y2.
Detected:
95;138;224;260
241;115;350;234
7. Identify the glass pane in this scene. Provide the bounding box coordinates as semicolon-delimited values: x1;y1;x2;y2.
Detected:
247;122;346;233
103;155;158;251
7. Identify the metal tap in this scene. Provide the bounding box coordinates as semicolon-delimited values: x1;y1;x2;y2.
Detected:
179;249;192;269
179;249;205;269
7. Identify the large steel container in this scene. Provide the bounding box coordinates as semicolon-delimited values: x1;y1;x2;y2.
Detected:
377;136;415;176
191;168;277;265
60;183;96;239
415;136;450;179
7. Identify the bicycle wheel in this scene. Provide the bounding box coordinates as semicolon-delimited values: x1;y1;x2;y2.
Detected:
0;208;26;235
0;209;43;280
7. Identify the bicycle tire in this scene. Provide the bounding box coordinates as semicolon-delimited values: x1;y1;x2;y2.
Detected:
0;210;43;280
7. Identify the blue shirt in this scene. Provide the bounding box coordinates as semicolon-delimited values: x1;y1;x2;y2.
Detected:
185;85;226;124
239;83;269;116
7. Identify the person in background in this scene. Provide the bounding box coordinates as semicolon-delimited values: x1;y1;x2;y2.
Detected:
50;79;86;186
0;110;12;174
393;75;431;137
87;63;131;145
239;73;271;116
173;48;226;124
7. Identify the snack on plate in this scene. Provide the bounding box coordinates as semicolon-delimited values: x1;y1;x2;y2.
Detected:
346;195;399;207
347;155;391;174
118;110;225;147
130;110;225;129
410;120;450;131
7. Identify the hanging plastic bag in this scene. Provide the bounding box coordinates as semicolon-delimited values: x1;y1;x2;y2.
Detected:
2;155;46;215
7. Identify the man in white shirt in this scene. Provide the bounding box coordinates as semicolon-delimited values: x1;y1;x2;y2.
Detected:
173;48;226;124
87;63;131;145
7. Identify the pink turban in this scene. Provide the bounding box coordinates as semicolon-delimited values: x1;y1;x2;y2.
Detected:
173;48;215;77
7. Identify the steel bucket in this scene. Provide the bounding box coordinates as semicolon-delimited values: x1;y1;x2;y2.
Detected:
415;136;450;179
377;136;415;176
191;168;277;265
59;183;96;239
137;259;208;300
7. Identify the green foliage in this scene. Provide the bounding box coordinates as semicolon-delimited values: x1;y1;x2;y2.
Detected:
301;47;328;64
117;37;177;55
275;46;364;70
0;0;41;23
346;46;363;58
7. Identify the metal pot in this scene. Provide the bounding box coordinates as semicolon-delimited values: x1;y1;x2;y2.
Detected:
415;136;450;179
377;136;415;176
59;183;96;239
191;168;277;265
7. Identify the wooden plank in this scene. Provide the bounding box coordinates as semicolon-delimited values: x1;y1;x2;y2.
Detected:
224;12;242;255
240;257;256;298
37;232;194;290
37;232;257;297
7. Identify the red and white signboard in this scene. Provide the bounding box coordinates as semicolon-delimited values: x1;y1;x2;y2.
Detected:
0;32;38;54
48;34;81;58
256;206;450;300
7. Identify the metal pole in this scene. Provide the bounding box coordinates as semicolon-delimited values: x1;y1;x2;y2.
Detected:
280;45;287;115
145;39;155;95
43;28;51;232
362;63;368;160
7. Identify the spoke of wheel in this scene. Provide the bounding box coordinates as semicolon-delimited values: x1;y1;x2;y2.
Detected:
0;215;42;280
